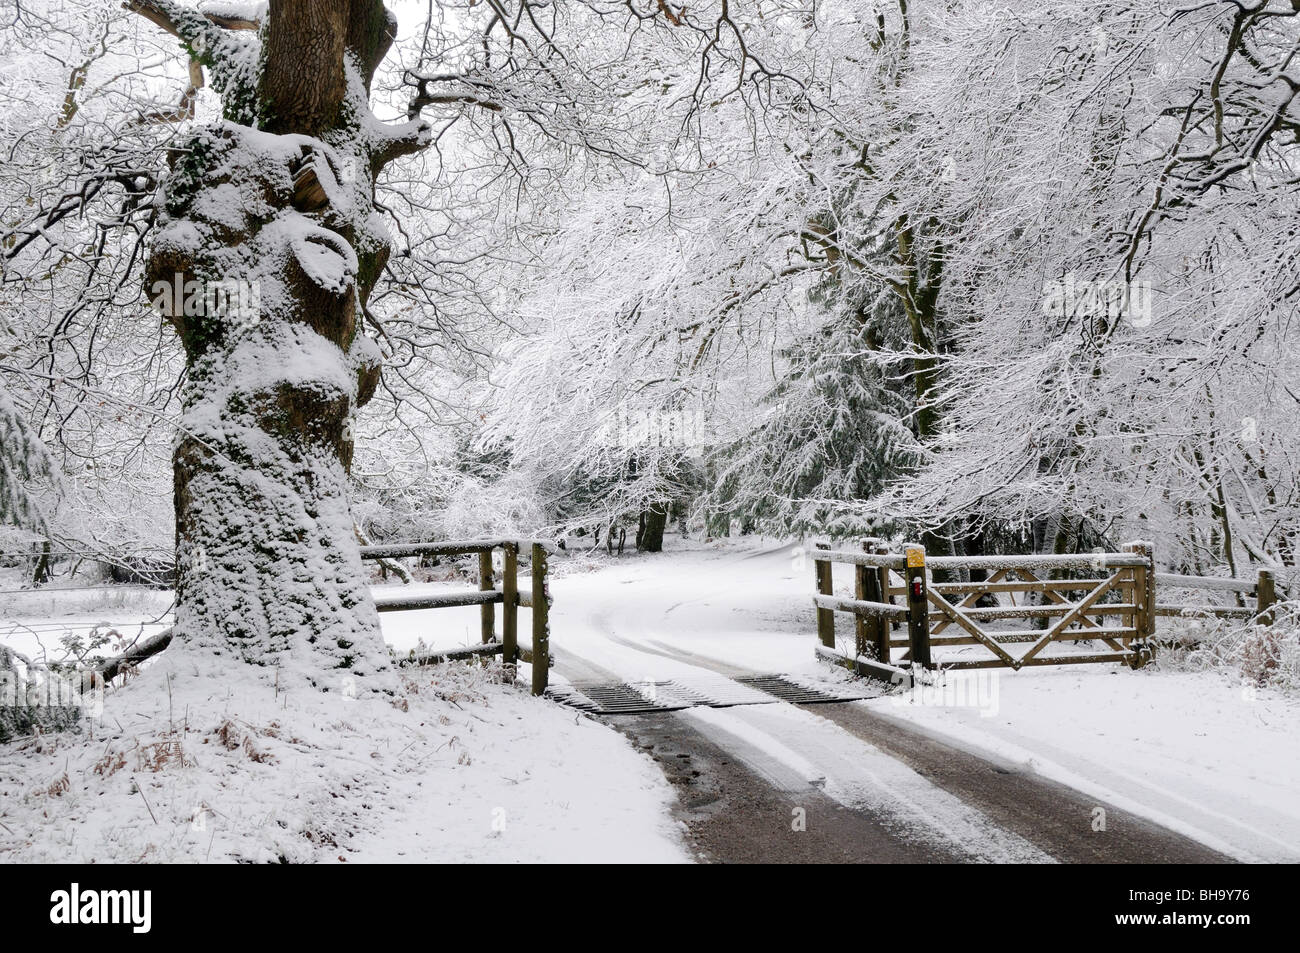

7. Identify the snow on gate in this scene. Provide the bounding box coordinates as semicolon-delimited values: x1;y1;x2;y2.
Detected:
811;539;1279;677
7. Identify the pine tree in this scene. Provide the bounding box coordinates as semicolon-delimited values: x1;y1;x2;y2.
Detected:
0;382;76;741
709;289;919;538
0;382;54;537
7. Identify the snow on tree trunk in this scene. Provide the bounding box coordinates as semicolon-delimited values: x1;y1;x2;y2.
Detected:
135;0;429;684
151;122;388;680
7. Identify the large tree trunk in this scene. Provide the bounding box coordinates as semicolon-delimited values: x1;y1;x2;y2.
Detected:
139;0;420;685
640;502;668;553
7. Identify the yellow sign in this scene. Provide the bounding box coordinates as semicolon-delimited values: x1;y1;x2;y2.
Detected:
905;546;925;568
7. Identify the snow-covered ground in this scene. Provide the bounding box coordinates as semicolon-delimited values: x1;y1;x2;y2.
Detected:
873;667;1300;862
2;536;1297;862
0;580;174;668
0;571;688;864
538;536;1300;863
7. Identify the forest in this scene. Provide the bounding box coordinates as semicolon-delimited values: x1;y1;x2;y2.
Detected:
0;0;1296;872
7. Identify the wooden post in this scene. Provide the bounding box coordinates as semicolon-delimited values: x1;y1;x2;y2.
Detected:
478;549;495;644
1122;541;1154;667
1257;569;1277;626
871;541;892;663
531;543;550;696
855;539;871;659
859;537;889;663
1119;542;1137;644
1142;544;1156;640
904;543;932;669
502;543;518;676
1129;541;1156;639
814;542;834;649
875;540;895;634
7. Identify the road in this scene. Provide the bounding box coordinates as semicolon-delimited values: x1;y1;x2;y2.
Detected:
546;541;1232;863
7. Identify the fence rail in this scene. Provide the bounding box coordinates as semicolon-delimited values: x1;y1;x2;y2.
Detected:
360;539;552;695
812;539;1282;678
1154;572;1257;593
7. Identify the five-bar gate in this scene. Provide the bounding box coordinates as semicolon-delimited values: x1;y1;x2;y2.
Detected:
811;539;1277;674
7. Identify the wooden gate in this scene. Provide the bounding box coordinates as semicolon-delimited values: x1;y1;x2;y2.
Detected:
813;539;1282;675
906;546;1155;670
812;541;1158;673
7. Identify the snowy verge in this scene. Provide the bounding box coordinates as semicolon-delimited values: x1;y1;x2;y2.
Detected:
867;666;1300;862
0;642;688;863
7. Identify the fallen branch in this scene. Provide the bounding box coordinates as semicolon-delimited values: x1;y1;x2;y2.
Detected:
90;628;175;687
354;526;413;584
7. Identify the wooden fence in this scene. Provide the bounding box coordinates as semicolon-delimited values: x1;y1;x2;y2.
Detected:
361;540;552;694
812;539;1280;676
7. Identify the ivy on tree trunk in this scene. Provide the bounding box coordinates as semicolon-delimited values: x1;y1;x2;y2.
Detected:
132;0;430;685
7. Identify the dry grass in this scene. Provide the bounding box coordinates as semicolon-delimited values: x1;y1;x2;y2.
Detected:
93;749;126;777
208;718;276;763
135;738;193;772
214;718;241;750
398;657;507;708
242;736;274;764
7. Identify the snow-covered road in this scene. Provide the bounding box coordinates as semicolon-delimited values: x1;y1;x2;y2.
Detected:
531;538;1298;863
5;537;1293;862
